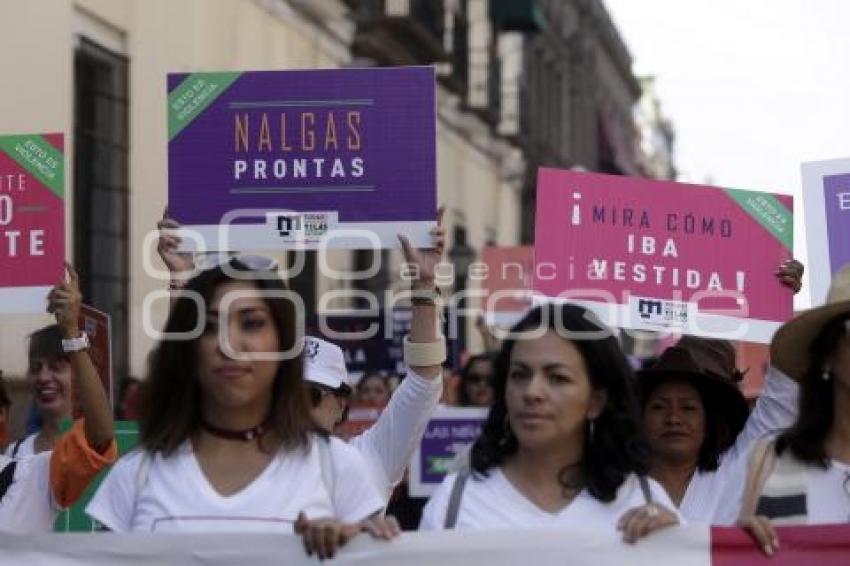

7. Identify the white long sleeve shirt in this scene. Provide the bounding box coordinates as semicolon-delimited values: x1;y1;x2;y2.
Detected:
675;365;798;524
350;369;443;500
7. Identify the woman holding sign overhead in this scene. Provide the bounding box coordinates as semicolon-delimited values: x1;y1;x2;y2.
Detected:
636;260;803;525
420;302;681;542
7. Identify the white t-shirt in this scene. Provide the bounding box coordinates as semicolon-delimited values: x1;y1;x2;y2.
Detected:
674;365;799;525
86;435;384;533
3;433;37;458
349;369;442;499
803;460;850;524
419;468;679;531
0;453;57;533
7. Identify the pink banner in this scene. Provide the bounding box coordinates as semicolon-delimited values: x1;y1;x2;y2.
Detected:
533;168;794;343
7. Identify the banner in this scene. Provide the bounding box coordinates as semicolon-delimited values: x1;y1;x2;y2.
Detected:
408;406;487;497
801;157;850;304
479;246;534;327
0;133;64;313
4;525;850;566
534;168;794;343
167;67;436;251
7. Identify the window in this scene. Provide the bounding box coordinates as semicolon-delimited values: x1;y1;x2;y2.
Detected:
73;38;129;393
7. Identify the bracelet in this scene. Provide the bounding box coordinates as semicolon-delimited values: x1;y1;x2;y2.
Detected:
410;286;441;307
168;281;185;291
403;335;447;366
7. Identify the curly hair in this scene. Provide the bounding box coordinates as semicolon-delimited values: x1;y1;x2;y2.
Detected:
775;313;850;467
139;259;314;456
470;303;650;502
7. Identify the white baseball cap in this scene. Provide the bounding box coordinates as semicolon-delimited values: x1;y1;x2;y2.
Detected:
303;336;352;392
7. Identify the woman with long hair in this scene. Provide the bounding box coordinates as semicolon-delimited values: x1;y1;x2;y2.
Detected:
738;265;850;555
420;303;679;542
86;257;390;558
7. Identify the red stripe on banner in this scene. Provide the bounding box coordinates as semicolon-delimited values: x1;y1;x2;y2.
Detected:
712;525;850;566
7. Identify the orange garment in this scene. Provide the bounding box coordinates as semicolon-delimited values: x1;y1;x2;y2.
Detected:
49;420;117;508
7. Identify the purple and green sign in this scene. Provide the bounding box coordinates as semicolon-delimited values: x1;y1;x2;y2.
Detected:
167;67;436;251
0;133;64;313
409;406;487;497
802;158;850;304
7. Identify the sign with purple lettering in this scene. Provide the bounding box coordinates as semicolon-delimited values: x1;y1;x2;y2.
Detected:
167;67;436;251
802;158;850;304
409;406;487;497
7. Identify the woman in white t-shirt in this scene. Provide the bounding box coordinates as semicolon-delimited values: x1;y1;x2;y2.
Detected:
420;303;680;542
737;266;850;556
87;257;389;559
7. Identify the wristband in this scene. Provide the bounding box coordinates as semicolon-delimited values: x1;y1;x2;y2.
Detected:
61;332;90;353
403;335;447;366
410;286;441;307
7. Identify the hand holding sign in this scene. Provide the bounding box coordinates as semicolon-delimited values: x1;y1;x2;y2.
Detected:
398;206;446;287
157;207;195;279
47;263;82;334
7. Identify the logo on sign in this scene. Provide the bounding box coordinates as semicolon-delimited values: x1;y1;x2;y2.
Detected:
276;214;302;237
631;296;690;326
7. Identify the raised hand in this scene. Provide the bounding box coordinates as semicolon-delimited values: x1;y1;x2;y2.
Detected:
47;263;82;334
398;206;446;288
775;259;803;294
157;207;195;278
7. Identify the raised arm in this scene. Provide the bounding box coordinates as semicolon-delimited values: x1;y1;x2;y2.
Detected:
47;264;113;451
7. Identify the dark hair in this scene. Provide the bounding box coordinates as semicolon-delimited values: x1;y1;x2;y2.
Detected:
28;325;69;366
458;353;497;407
471;303;650;502
139;259;313;455
638;377;736;472
775;313;850;467
0;372;10;410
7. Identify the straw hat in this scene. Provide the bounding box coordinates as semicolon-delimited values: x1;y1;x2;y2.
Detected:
771;264;850;381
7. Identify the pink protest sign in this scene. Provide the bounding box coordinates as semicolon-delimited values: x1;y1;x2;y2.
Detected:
479;246;534;325
0;134;65;313
533;168;794;343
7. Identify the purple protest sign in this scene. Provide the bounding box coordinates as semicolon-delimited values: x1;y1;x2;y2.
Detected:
802;158;850;304
409;407;487;497
824;173;850;274
167;67;436;251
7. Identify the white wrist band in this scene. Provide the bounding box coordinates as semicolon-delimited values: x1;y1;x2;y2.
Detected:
403;335;447;367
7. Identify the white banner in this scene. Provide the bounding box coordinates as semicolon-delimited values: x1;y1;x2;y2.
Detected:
0;527;710;566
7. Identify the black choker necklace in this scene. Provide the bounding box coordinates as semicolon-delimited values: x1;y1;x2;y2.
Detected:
201;420;267;442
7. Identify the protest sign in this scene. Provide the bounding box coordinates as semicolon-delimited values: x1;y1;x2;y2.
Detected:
71;304;113;418
54;421;139;532
8;524;850;566
478;245;534;327
408;406;487;497
308;307;460;377
167;67;436;251
534;168;794;343
801;157;850;304
0;133;64;313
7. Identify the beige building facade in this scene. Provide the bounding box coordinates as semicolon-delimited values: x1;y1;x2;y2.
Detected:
0;0;522;399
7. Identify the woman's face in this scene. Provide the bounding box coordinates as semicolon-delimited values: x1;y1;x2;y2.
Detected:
464;359;494;407
195;280;281;416
358;375;390;406
28;356;72;421
505;330;606;452
642;380;706;466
